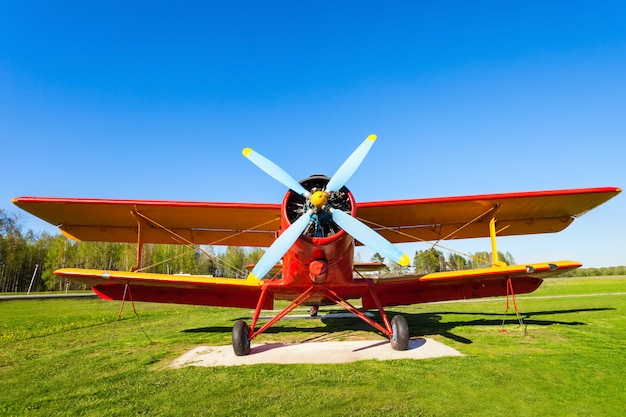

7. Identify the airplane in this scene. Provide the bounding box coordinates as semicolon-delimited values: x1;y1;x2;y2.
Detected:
13;135;620;356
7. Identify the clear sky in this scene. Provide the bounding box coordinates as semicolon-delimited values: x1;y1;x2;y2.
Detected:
1;1;624;267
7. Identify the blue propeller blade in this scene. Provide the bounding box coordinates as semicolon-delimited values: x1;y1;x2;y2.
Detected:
325;134;377;192
242;148;309;197
330;208;410;267
248;210;313;280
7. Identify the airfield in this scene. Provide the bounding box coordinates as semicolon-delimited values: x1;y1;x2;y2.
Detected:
167;310;462;366
2;276;625;416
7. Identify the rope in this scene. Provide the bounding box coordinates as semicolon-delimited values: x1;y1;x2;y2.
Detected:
111;283;153;343
499;278;528;335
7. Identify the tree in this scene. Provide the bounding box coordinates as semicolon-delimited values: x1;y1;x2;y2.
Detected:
41;234;70;290
371;253;385;263
414;248;444;274
216;246;247;278
467;251;516;268
0;210;31;292
447;253;468;271
501;251;515;266
244;247;265;267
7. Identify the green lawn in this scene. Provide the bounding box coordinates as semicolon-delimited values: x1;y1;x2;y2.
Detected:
1;276;625;416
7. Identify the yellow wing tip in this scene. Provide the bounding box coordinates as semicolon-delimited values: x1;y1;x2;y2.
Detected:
60;229;82;242
398;254;410;267
242;147;253;157
366;134;377;142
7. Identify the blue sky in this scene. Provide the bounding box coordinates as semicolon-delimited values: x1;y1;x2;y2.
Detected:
1;1;624;267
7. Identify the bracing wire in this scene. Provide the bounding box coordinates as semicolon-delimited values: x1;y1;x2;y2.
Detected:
356;205;500;266
131;209;277;277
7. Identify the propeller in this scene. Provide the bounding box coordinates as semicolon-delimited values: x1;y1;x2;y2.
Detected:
248;209;313;281
329;208;410;267
242;148;309;197
244;135;410;281
326;134;377;192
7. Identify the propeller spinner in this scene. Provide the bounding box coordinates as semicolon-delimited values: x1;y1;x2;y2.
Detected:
243;134;410;280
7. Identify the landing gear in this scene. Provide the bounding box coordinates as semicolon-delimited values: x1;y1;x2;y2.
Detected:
232;320;251;356
230;283;410;356
390;315;409;351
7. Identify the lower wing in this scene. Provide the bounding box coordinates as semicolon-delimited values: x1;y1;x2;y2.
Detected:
55;268;272;310
363;260;581;308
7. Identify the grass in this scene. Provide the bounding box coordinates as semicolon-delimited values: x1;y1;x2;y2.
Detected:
1;276;625;416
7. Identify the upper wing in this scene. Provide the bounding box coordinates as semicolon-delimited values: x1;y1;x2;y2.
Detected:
363;260;581;308
12;197;281;246
356;187;621;243
13;187;620;246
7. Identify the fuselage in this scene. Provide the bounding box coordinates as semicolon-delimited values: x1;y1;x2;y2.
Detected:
267;175;371;304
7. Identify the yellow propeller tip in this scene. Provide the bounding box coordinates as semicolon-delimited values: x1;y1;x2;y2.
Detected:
247;273;260;281
398;254;411;267
366;134;377;142
242;148;253;157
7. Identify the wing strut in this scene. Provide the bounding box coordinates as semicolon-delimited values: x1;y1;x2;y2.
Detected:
130;209;149;271
486;204;510;268
489;217;508;267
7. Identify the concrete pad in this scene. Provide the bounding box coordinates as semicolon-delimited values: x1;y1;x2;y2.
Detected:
169;338;463;368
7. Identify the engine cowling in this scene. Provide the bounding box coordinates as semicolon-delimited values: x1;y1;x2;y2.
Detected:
284;175;354;239
278;175;358;295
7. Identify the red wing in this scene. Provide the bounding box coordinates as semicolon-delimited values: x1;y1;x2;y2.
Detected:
55;268;273;309
356;187;620;243
363;260;581;308
12;197;281;246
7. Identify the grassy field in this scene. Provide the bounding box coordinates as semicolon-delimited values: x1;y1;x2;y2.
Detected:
1;276;625;416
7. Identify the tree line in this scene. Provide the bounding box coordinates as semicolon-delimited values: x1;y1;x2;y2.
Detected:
0;209;263;292
1;208;623;293
371;248;516;275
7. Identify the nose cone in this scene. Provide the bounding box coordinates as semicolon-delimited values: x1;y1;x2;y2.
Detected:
311;191;328;208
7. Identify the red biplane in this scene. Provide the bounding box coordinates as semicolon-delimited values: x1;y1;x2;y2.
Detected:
13;135;620;355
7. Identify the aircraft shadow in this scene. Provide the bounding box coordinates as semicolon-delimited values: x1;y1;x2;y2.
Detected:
182;307;614;345
397;307;614;344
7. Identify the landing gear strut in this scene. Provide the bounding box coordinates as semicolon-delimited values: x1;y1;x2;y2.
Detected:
231;283;411;356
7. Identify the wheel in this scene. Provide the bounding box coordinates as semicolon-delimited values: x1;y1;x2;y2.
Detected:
232;320;251;356
390;315;409;351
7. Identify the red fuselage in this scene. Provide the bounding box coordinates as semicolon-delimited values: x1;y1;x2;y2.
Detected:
267;187;370;304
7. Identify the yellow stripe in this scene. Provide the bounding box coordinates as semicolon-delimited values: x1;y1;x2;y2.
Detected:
56;268;261;287
378;260;580;283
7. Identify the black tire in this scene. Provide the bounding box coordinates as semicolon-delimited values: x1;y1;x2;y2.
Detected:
232;320;251;356
390;315;409;351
